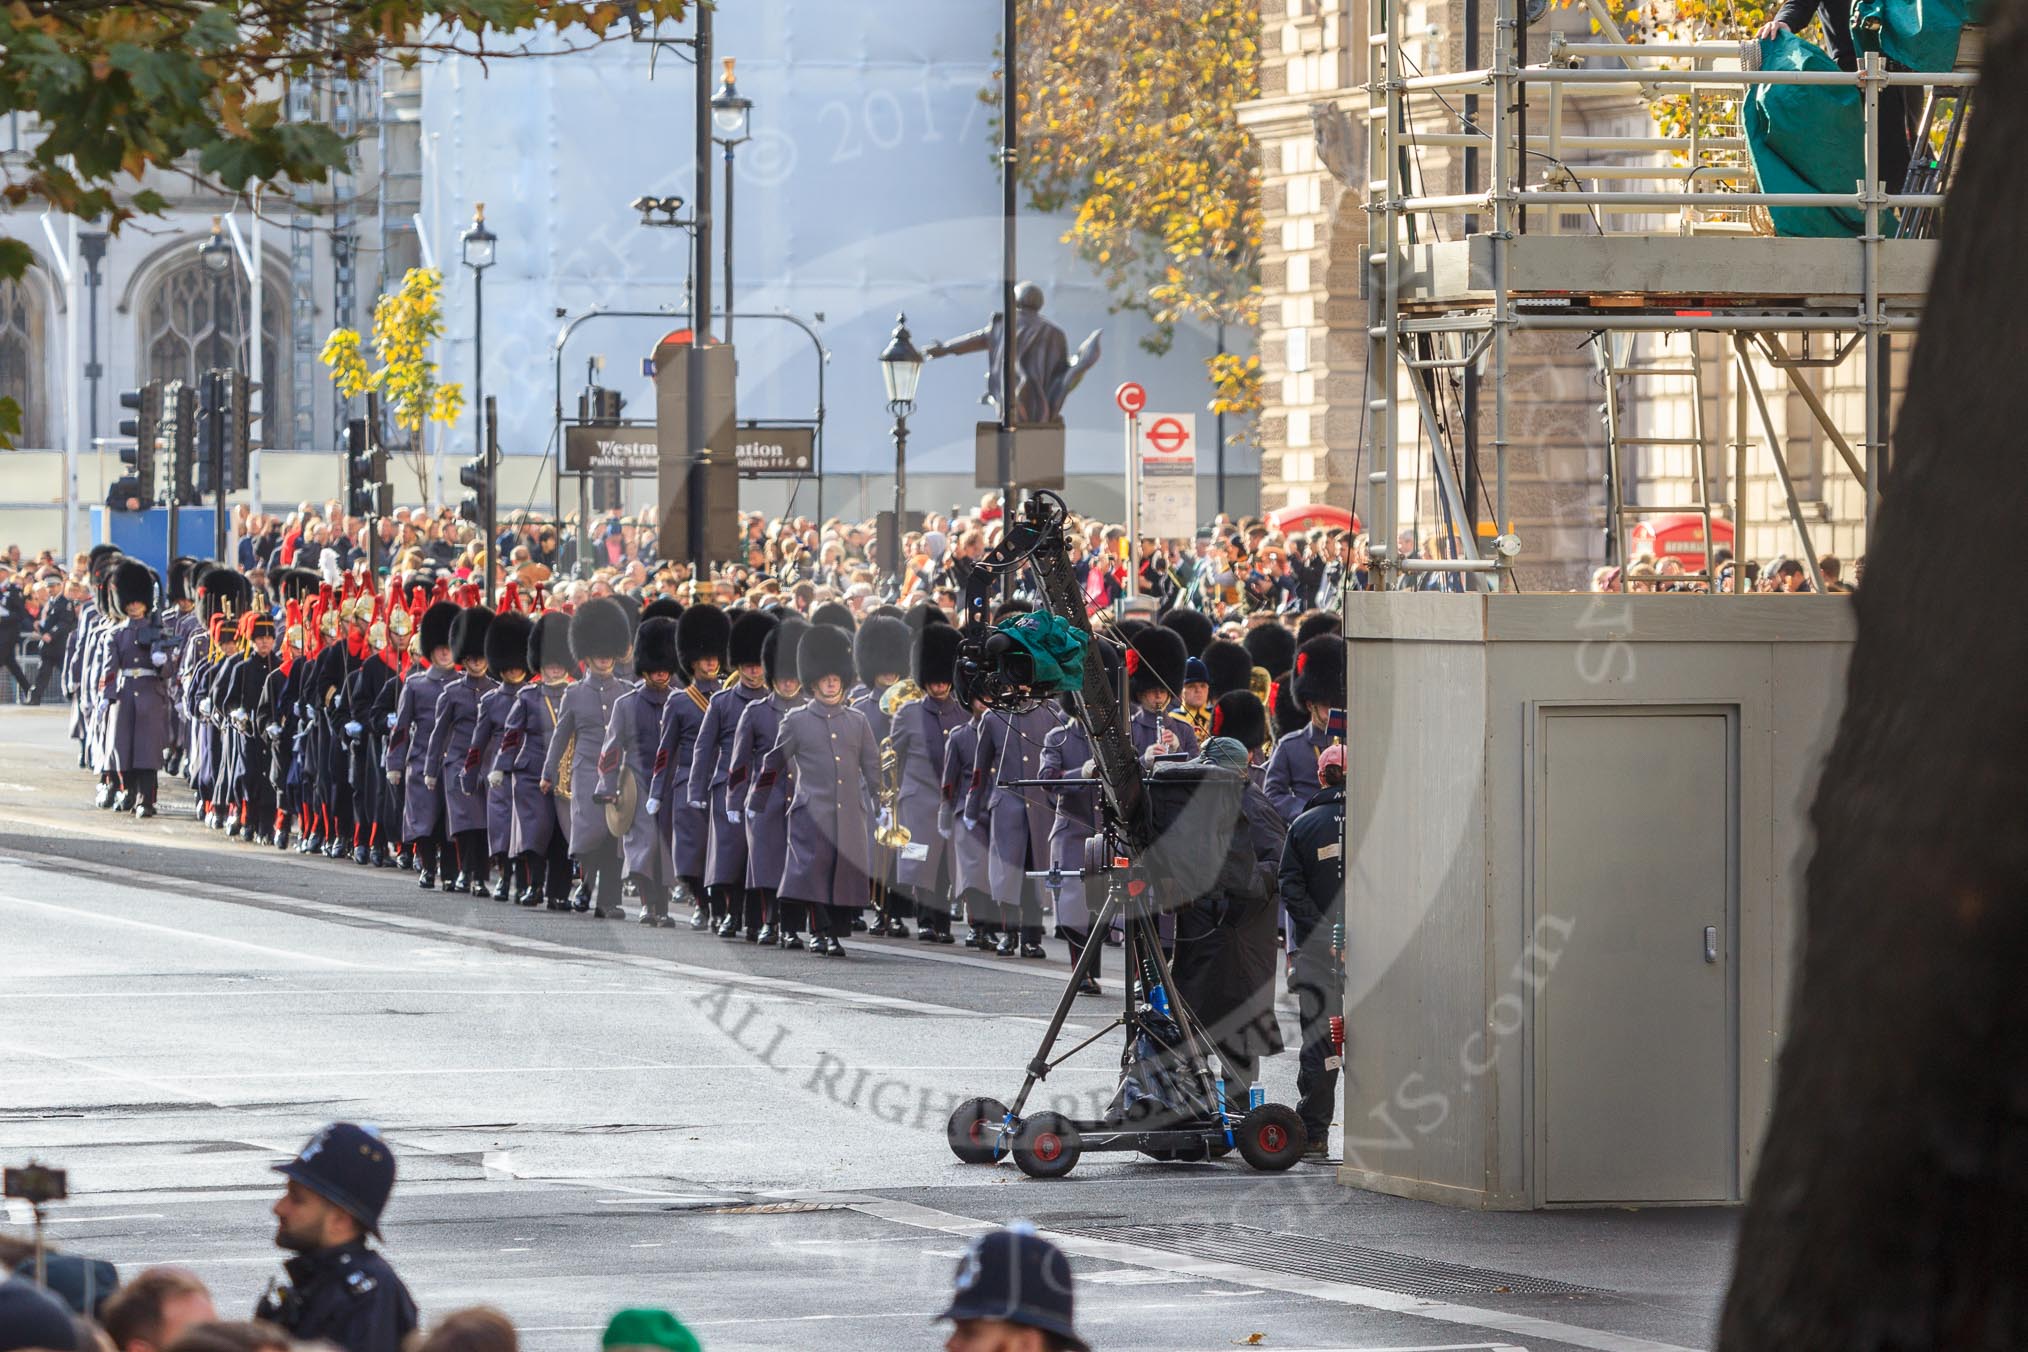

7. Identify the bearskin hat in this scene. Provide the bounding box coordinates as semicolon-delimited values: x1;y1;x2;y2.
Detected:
200;566;253;620
854;614;913;686
1293;633;1346;708
1162;607;1214;656
167;556;199;605
1209;690;1270;755
914;621;961;688
1296;610;1343;646
1273;674;1306;740
728;609;778;668
1127;624;1188;701
1114;616;1151;641
569;596;633;664
634;616;681;676
1243;622;1296;678
641;597;685;623
677;603;732;668
764;616;808;687
905;601;948;632
797;620;857;688
991;598;1034;624
486;611;534;677
810;600;856;633
1201;638;1253;700
451;605;495;663
528;611;574;674
420;600;462;656
112;559;156;613
87;543;122;574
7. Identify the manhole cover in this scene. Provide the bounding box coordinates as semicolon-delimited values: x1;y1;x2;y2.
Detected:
1048;1222;1603;1301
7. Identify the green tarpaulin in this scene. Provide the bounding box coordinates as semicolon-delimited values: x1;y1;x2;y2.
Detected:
1852;0;1976;73
995;611;1089;693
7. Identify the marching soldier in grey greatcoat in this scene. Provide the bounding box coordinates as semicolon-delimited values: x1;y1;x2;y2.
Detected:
542;596;634;917
887;621;966;944
386;600;461;889
731;616;807;945
650;603;730;930
689;610;776;937
1127;624;1201;761
426;605;498;894
462;610;533;899
940;695;999;951
1040;700;1100;992
595;614;678;925
750;622;880;957
499;611;574;908
104;559;177;817
1264;632;1346;824
965;697;1063;959
851;613;914;937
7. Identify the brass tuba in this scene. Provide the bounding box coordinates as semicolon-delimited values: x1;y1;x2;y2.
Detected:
874;680;926;848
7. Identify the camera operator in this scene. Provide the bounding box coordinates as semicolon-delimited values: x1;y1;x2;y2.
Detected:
255;1123;416;1352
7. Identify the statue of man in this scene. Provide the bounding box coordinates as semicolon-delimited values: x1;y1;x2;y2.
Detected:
926;282;1102;425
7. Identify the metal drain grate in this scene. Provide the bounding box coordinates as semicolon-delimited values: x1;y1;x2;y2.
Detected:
1048;1222;1603;1301
697;1202;848;1216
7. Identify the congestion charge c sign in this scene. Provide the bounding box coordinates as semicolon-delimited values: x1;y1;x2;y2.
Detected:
1144;416;1190;455
1114;381;1147;415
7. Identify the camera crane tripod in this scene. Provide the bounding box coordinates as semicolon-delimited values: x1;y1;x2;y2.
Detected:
943;492;1306;1178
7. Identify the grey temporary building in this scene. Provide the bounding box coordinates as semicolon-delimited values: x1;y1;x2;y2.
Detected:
1337;591;1854;1209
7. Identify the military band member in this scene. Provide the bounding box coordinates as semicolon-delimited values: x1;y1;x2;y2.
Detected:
463;610;533;899
851;613;914;937
595;614;678;925
750;622;879;957
1264;634;1345;823
1176;654;1214;742
651;603;730;929
940;694;998;950
730;617;806;945
387;600;461;889
542;596;632;917
1126;625;1201;761
261;605;308;850
689;610;776;937
501;611;575;909
421;606;495;893
886;622;965;943
337;601;403;866
1040;699;1099;992
225;608;282;843
965;697;1063;959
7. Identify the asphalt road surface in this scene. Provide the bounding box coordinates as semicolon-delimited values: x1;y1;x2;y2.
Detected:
0;708;1736;1351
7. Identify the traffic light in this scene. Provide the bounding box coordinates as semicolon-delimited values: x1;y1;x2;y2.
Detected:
221;370;256;490
117;380;164;504
164;379;198;506
578;384;624;425
346;418;393;518
458;447;492;528
194;369;231;497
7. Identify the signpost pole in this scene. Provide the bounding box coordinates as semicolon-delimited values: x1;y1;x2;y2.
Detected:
1114;382;1148;601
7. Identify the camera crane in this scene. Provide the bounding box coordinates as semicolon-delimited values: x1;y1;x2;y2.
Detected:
944;491;1307;1178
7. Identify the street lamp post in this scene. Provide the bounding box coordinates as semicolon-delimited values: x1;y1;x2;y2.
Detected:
198;219;234;558
879;313;924;581
461;204;498;602
710;58;752;346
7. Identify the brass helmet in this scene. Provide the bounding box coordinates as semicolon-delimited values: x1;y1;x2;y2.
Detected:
320;606;341;638
284;623;306;650
368;619;389;651
388;606;415;639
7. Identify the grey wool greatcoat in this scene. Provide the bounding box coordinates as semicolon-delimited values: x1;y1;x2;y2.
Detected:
889;691;967;893
596;681;672;882
105;620;176;772
496;680;565;858
688;680;770;890
427;672;499;837
1131;706;1201;759
750;697;881;908
732;693;801;891
1265;722;1332;823
964;705;1064;908
386;663;452;840
462;681;522;855
1040;718;1098;934
541;669;627;855
651;675;719;881
938;718;990;901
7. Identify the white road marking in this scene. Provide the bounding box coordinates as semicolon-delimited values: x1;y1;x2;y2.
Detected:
0;892;363;969
813;1194;1704;1352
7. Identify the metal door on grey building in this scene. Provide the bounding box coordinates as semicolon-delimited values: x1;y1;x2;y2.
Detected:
1539;707;1739;1204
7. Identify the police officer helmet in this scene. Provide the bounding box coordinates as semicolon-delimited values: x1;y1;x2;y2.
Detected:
937;1225;1089;1351
274;1122;397;1238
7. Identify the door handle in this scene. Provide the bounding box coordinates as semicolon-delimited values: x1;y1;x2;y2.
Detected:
1703;925;1719;964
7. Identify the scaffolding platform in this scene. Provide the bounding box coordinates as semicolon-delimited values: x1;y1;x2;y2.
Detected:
1395;234;1937;318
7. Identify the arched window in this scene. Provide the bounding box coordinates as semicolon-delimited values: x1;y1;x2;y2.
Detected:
139;259;286;421
0;274;50;446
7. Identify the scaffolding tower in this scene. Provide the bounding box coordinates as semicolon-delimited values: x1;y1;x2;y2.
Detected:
1359;0;1977;592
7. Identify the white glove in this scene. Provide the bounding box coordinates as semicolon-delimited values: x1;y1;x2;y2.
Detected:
645;797;662;816
488;770;506;788
343;720;363;737
387;769;403;785
424;776;438;791
150;650;168;667
199;698;214;716
265;723;283;738
726;808;742;823
386;712;398;729
688;800;707;811
962;816;978;832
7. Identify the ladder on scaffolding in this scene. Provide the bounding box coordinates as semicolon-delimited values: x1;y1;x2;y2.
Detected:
1595;334;1721;586
1894;24;1979;239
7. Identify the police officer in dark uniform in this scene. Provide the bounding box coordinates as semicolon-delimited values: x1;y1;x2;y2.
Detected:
256;1122;417;1352
937;1224;1092;1351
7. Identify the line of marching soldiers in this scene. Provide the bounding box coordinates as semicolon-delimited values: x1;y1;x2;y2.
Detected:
60;545;1349;973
